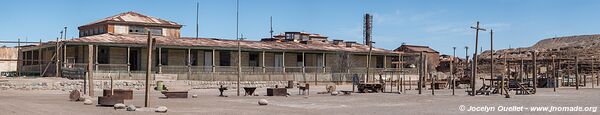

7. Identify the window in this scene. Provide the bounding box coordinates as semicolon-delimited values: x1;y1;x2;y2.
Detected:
376;56;384;68
148;28;162;36
129;26;144;33
219;51;231;66
249;52;259;67
190;50;198;66
128;26;163;36
297;53;303;66
98;47;110;64
161;49;168;65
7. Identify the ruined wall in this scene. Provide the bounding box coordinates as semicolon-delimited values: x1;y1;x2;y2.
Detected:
0;48;18;74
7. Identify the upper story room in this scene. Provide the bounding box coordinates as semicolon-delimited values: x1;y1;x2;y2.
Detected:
77;11;183;38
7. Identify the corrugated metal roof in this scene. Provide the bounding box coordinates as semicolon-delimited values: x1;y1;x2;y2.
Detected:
395;45;439;53
80;11;181;28
63;33;394;54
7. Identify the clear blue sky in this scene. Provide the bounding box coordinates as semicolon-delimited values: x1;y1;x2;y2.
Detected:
2;0;600;58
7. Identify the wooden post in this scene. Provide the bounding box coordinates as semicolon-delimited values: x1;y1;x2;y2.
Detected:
418;52;423;94
490;30;494;86
431;73;435;95
532;51;537;94
557;58;561;89
38;40;43;77
471;54;476;96
94;45;98;71
87;45;94;97
553;56;556;92
302;52;306;83
187;48;191;80
322;53;326;73
282;52;286;73
575;57;579;90
158;47;162;74
144;31;153;107
212;49;216;73
56;37;60;77
127;47;131;75
451;47;455;95
262;51;266;73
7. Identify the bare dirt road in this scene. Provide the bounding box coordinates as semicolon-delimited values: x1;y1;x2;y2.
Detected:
0;85;598;115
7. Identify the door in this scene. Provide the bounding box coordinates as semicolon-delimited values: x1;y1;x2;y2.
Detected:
274;54;283;72
129;49;139;71
204;51;212;71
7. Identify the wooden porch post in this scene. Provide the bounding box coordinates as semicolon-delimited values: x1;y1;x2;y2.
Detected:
282;52;286;73
262;51;266;73
127;47;130;75
212;49;216;73
187;48;191;80
38;40;42;77
302;52;306;83
322;53;326;73
94;45;98;71
158;47;162;74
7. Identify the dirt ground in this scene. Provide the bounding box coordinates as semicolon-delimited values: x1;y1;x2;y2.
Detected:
0;84;599;115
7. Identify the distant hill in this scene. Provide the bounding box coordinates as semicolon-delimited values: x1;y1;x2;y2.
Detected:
480;34;600;60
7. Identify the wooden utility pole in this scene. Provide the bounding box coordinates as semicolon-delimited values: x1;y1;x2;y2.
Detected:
451;47;456;95
532;51;537;94
557;58;561;90
87;45;94;97
235;0;241;96
145;31;153;107
490;29;494;86
470;21;486;96
575;57;579;90
552;56;556;92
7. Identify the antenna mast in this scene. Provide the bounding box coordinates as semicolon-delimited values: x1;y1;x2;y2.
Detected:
270;16;273;38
